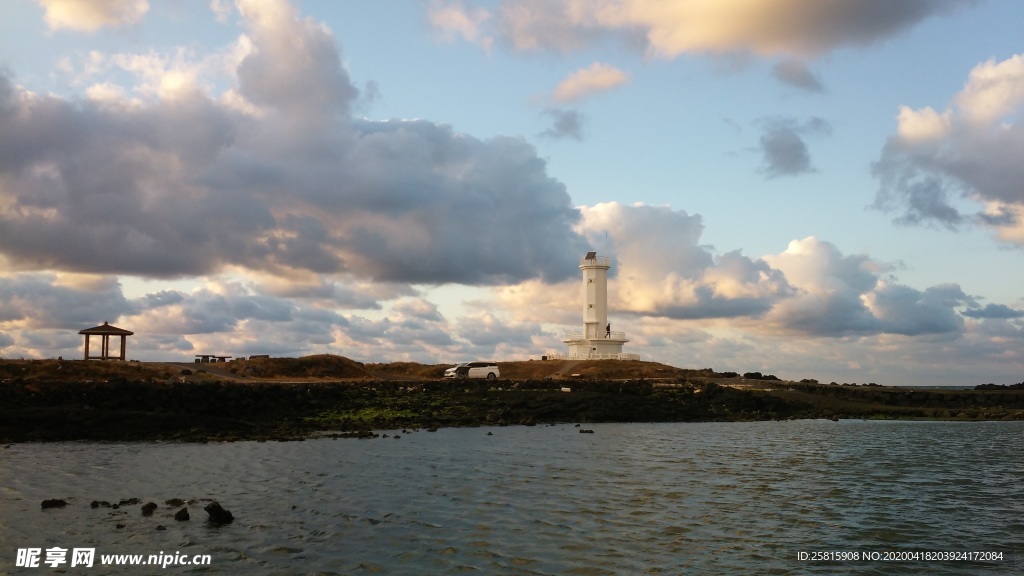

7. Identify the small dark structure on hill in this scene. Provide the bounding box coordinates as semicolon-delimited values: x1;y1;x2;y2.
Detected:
195;354;232;363
79;322;134;361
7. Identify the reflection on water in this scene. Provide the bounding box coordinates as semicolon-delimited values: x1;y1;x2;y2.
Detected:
1;421;1021;574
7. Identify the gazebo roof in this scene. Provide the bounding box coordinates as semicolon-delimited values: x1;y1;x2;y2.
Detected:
78;321;134;336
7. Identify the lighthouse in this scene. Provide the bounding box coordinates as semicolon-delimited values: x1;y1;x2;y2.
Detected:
562;251;635;360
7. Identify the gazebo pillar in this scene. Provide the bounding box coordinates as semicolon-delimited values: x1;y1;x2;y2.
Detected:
79;322;134;361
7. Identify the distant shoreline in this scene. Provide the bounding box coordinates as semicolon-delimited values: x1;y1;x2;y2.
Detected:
3;365;1023;443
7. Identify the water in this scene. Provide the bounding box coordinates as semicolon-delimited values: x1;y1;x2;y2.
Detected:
1;421;1021;574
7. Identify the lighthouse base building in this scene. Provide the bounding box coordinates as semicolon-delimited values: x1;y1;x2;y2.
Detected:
557;252;639;361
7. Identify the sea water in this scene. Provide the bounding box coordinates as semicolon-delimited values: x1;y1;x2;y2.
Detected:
1;420;1021;574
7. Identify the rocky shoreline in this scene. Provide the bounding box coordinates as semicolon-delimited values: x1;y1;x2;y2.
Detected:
3;376;1024;443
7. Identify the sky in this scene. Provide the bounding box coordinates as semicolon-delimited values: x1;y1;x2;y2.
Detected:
0;0;1022;386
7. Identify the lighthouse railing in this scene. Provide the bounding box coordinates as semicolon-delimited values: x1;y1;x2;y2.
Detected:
579;256;611;266
562;330;628;341
545;351;640;361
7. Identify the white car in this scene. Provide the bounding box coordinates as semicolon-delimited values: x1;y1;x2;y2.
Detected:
444;362;500;380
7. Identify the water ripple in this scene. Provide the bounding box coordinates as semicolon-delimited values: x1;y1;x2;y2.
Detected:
1;421;1021;574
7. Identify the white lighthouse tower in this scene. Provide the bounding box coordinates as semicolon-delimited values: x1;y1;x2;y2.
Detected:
562;252;635;360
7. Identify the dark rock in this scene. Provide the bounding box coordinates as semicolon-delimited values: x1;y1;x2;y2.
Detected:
90;500;99;508
165;498;185;506
141;502;157;515
41;499;67;509
393;435;400;439
174;508;190;521
119;498;141;506
204;501;234;524
156;525;166;531
116;523;126;529
579;429;594;434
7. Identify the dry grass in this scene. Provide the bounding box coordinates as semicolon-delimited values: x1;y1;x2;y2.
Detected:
0;355;724;383
0;358;174;381
498;359;691;380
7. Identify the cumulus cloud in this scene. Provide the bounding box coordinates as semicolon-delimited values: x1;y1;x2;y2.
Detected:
492;208;979;343
865;283;968;336
437;0;973;58
771;59;824;92
37;0;149;31
495;202;793;324
872;53;1024;241
539;108;585;140
762;237;881;336
756;117;831;178
763;237;970;337
551;62;628;103
0;0;587;286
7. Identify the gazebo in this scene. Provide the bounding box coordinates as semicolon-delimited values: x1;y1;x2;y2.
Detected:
78;322;134;361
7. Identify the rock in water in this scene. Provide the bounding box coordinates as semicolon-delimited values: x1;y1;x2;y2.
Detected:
174;508;190;521
204;502;234;524
141;502;157;516
41;499;67;509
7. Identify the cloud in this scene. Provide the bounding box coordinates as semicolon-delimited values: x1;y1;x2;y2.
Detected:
763;237;970;337
756;117;831;178
0;0;588;286
759;125;812;177
491;208;976;343
443;0;974;58
456;311;539;351
235;0;359;121
539;108;585;140
36;0;149;31
210;0;233;23
0;272;130;329
963;303;1024;319
762;237;882;336
551;63;628;103
429;0;493;51
771;59;824;92
872;53;1024;241
495;202;793;324
865;283;968;336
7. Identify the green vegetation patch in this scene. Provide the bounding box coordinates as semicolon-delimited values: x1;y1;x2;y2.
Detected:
306;407;418;424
